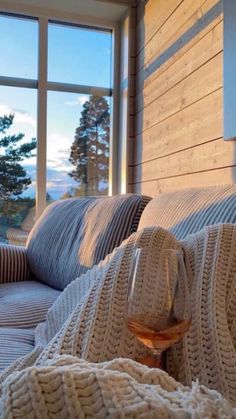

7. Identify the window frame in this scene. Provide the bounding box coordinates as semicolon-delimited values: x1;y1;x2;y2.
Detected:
0;9;120;218
223;0;236;141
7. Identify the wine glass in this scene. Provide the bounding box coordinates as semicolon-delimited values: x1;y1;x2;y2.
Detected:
126;247;191;368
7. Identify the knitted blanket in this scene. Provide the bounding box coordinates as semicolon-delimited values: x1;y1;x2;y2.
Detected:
1;356;234;418
167;223;236;404
0;224;236;417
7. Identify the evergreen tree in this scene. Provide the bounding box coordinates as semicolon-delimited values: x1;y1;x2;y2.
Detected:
0;114;36;228
69;95;110;196
0;115;36;200
0;114;36;199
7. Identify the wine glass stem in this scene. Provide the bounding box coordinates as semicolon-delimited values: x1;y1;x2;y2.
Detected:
152;350;162;368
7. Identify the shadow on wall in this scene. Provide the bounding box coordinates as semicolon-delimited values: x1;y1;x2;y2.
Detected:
132;0;224;195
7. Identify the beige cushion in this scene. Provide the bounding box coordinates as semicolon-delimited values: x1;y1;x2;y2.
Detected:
0;328;34;370
27;194;150;290
0;281;60;328
138;185;236;239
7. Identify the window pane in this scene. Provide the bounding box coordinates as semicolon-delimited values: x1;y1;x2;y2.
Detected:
0;86;37;246
48;23;112;88
47;91;110;201
0;15;38;80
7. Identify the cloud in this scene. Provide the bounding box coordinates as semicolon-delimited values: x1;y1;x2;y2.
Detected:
15;112;36;127
57;147;71;154
47;133;73;171
47;159;59;165
48;160;72;171
46;167;78;199
0;104;36;127
65;95;88;107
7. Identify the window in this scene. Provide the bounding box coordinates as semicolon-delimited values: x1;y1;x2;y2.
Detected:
47;92;111;199
0;13;113;246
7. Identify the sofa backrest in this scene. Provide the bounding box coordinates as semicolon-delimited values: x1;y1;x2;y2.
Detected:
26;194;150;290
138;185;236;240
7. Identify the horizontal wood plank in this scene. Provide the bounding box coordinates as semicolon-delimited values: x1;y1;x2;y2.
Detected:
136;52;222;134
134;137;236;183
136;0;183;54
137;0;220;72
136;21;223;112
135;89;223;164
137;13;222;94
133;0;226;196
131;166;236;196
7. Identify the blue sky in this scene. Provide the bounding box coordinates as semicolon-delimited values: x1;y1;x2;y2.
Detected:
0;15;112;199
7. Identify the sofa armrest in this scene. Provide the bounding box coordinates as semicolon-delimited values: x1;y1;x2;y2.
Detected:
0;244;31;284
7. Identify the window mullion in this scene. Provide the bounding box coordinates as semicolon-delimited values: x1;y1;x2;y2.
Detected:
0;76;37;89
37;17;48;219
47;81;111;97
109;25;120;196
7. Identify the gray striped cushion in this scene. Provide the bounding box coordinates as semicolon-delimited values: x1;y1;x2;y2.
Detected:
27;194;150;290
0;244;31;284
0;328;34;370
138;185;236;240
0;281;60;328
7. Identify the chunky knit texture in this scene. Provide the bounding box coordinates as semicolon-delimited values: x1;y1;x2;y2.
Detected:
167;223;236;405
1;224;236;415
1;356;234;419
34;227;181;365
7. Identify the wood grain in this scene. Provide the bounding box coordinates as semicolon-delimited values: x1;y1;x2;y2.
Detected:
136;21;223;112
137;0;220;72
136;52;222;134
134;137;235;183
132;0;225;195
131;166;236;196
136;0;183;54
135;89;223;164
137;12;222;93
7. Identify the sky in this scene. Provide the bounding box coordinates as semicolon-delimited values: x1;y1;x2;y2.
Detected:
0;15;112;200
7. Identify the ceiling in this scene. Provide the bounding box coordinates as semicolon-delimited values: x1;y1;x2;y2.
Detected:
0;0;129;22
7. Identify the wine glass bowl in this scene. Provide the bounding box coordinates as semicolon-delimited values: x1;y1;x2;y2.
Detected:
126;248;191;366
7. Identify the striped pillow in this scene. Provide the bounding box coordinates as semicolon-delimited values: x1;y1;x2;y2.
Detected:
0;244;31;284
138;185;236;240
26;194;150;290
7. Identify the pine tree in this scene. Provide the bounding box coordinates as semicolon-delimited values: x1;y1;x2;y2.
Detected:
0;114;36;199
69;95;110;196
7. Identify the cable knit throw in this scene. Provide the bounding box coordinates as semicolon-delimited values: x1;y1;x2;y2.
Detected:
0;225;236;417
167;223;236;404
1;356;235;418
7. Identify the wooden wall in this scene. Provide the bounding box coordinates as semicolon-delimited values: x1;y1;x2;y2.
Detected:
129;0;236;196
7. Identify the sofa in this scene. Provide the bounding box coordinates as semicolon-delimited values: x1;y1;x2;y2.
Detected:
0;185;236;403
0;194;150;370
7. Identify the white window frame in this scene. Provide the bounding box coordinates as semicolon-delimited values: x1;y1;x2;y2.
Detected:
223;0;236;141
0;8;120;218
